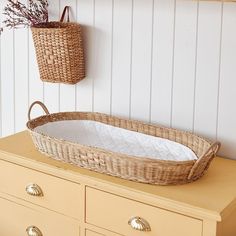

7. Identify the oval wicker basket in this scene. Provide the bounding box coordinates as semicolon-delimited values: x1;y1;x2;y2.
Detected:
26;101;221;185
31;6;85;84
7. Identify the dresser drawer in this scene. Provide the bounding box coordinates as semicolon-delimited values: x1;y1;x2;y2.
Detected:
0;197;79;236
86;187;202;236
0;160;81;219
86;230;104;236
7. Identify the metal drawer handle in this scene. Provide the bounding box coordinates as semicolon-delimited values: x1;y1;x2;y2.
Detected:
128;216;151;231
26;226;43;236
26;184;43;197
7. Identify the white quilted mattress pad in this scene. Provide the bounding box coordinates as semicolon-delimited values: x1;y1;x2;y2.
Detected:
35;120;197;161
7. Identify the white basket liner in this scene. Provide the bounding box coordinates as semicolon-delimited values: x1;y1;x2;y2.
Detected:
35;120;197;161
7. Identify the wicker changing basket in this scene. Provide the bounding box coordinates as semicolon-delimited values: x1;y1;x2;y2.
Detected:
31;6;85;84
27;101;221;185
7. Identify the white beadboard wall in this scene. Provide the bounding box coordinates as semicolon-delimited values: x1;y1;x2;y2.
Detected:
0;0;236;159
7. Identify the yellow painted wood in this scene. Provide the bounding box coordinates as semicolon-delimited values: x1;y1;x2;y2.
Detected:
86;187;202;236
0;131;236;236
202;220;217;236
217;206;236;236
84;224;121;236
0;159;82;219
86;230;104;236
0;196;80;236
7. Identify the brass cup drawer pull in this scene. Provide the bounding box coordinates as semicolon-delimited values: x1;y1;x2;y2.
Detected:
128;216;151;232
26;226;43;236
26;184;43;197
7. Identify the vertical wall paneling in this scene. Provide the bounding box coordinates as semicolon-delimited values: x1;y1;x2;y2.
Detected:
14;0;29;132
1;0;236;159
217;2;236;158
130;0;153;121
76;0;94;112
111;0;132;117
194;2;222;139
1;0;15;136
93;0;113;114
171;0;198;131
0;2;1;137
28;9;44;118
59;0;77;111
44;1;60;113
151;0;176;126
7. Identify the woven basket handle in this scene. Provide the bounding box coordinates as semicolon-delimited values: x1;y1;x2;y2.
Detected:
188;141;221;180
28;101;50;121
203;141;221;157
60;6;70;22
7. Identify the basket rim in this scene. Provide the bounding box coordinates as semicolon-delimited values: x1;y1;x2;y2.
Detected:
31;21;80;30
26;111;214;165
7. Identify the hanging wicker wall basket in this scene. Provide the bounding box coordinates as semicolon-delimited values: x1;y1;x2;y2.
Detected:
31;6;85;84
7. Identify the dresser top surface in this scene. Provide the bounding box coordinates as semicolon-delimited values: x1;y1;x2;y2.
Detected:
0;131;236;220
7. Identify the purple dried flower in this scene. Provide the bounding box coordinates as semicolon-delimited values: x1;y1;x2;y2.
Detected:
1;0;49;34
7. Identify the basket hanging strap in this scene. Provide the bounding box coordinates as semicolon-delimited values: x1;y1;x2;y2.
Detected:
28;101;50;121
60;6;70;22
187;141;221;180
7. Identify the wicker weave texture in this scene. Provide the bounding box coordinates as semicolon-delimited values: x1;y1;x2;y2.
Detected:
27;101;221;185
31;22;85;84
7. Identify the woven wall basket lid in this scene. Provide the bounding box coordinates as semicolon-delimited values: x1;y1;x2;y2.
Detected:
27;101;221;185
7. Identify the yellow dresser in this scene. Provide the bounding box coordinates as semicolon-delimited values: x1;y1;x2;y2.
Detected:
0;131;235;236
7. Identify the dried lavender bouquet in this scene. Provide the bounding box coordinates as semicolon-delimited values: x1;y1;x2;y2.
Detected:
1;0;48;33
